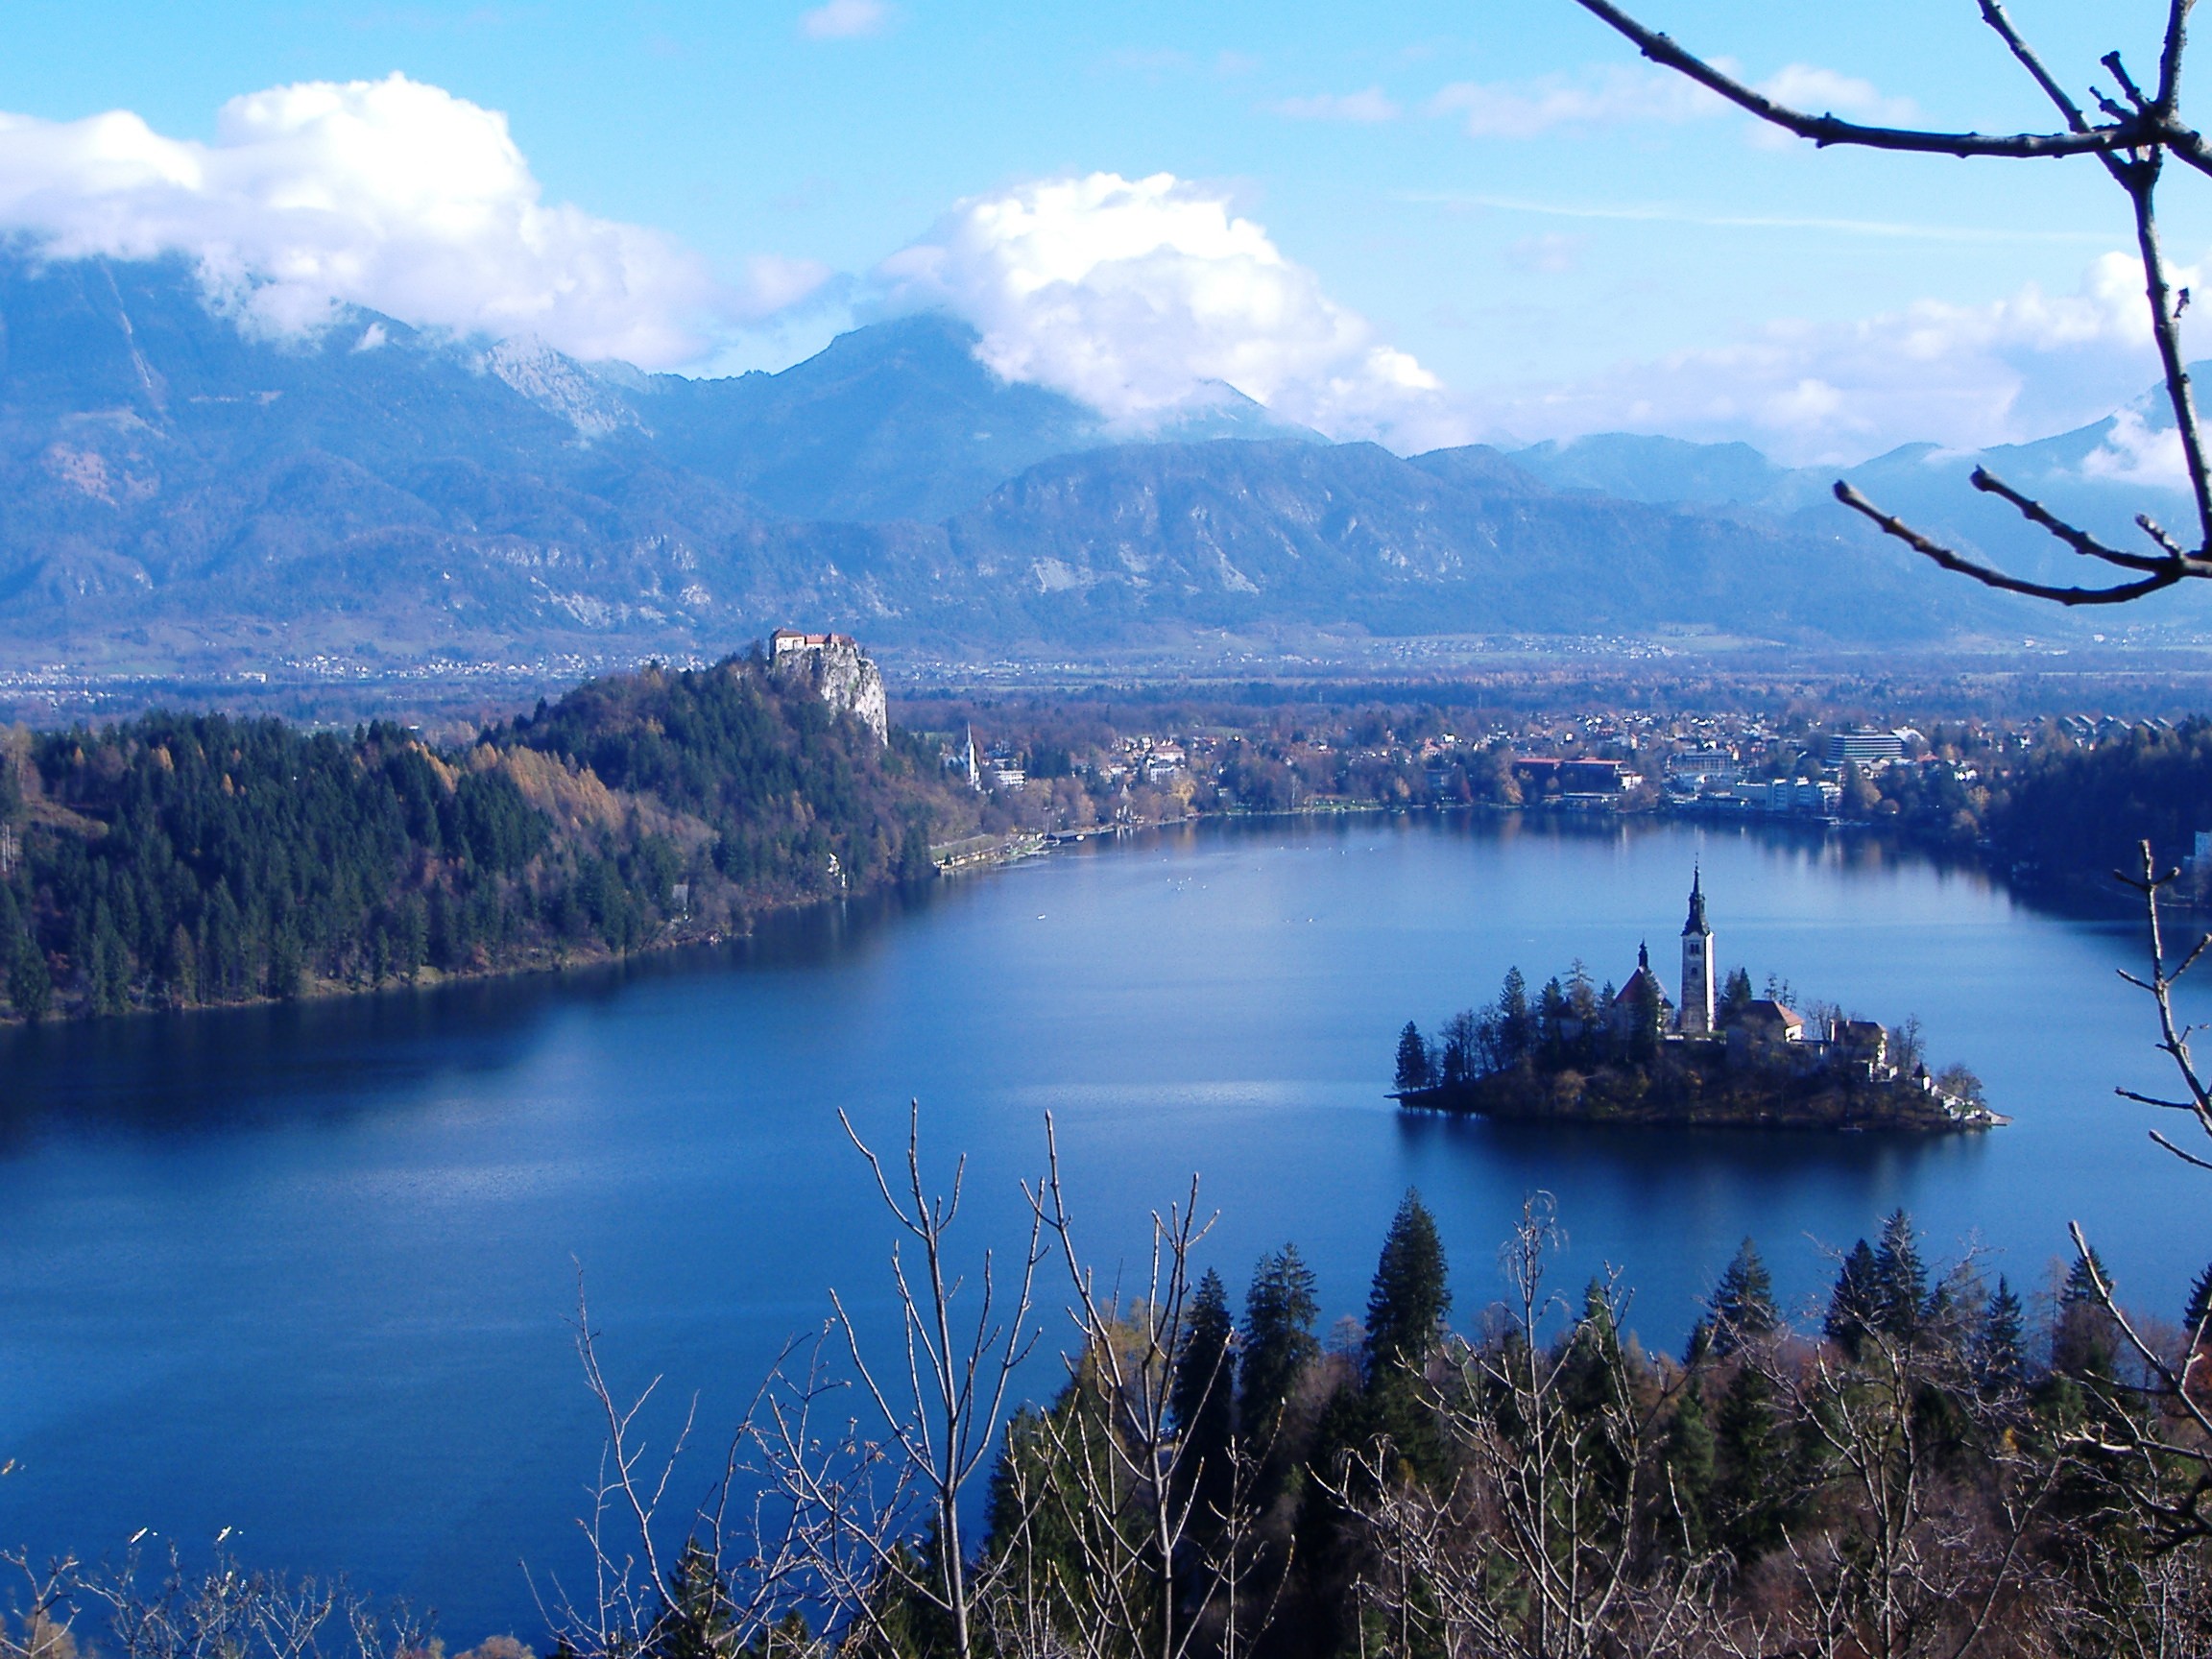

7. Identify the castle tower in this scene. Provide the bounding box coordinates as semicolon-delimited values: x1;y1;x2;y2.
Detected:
1679;867;1716;1036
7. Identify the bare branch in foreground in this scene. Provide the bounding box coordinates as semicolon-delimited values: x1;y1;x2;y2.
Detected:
1570;0;2212;601
1834;483;2188;606
1568;0;2150;158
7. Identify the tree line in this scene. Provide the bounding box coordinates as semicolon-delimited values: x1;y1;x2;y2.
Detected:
1394;961;1831;1093
1828;717;2212;888
560;1152;2212;1659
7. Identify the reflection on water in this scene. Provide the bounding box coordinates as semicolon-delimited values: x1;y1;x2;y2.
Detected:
0;811;2193;1636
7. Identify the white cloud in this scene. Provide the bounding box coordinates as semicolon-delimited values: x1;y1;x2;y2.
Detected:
1489;252;2187;464
1756;63;1916;125
2084;405;2191;488
0;75;821;368
1272;87;1401;123
874;171;1462;448
801;0;889;39
742;252;836;315
1429;64;1728;137
1746;64;1917;149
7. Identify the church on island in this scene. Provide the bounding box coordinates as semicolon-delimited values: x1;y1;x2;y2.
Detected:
1391;869;2003;1131
1604;870;1898;1078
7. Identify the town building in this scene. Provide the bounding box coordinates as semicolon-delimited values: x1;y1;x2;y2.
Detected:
1825;728;1909;765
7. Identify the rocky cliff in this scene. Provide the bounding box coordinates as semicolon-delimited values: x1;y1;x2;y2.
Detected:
768;630;888;743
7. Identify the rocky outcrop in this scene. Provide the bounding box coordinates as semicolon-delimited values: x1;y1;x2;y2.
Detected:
768;629;888;743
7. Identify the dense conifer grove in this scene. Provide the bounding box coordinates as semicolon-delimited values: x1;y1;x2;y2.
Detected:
0;649;973;1020
869;1199;2212;1659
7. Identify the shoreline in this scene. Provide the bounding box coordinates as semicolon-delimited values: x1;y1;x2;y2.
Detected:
0;799;2114;1029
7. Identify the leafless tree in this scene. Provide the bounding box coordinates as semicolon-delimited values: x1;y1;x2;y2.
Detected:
68;1539;422;1659
534;1286;825;1659
1004;1115;1243;1659
1343;1193;1706;1659
2039;1538;2212;1655
1571;0;2212;607
1568;0;2212;1592
538;1101;1047;1659
0;1550;79;1659
805;1101;1047;1659
1750;1319;2059;1659
2007;840;2212;1548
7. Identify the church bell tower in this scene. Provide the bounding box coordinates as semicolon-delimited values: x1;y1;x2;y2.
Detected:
1679;867;1716;1036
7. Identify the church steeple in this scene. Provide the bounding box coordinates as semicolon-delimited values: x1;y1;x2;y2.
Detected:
1679;867;1716;1036
1683;865;1709;937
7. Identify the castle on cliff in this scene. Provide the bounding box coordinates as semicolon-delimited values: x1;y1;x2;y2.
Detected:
768;628;888;744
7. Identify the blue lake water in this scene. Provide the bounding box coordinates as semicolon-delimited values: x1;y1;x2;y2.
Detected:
0;811;2201;1637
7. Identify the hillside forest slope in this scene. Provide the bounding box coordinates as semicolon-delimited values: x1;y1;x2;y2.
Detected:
0;647;972;1021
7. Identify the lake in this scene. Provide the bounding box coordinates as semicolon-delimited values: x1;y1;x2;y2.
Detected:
0;811;2200;1637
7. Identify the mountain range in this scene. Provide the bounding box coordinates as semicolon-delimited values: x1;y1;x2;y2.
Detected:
0;247;2197;673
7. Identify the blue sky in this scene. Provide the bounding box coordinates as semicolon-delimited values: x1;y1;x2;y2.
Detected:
0;0;2203;463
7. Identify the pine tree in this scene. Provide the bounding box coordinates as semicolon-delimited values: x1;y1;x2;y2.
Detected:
1240;1244;1319;1448
1364;1190;1451;1388
1871;1209;1929;1342
1974;1276;2027;1395
1498;966;1532;1064
1663;1381;1717;1552
1628;970;1662;1062
1825;1238;1881;1358
1538;975;1570;1057
2186;1261;2212;1339
1711;1359;1792;1563
653;1539;731;1659
1720;966;1754;1023
1361;1191;1452;1482
2062;1245;2113;1309
8;932;50;1021
1393;1021;1433;1093
2055;1246;2121;1378
1682;1316;1715;1369
1171;1268;1237;1542
1708;1238;1778;1357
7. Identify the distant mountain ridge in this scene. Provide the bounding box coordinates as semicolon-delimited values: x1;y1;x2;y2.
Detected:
1508;393;2208;603
0;248;2176;670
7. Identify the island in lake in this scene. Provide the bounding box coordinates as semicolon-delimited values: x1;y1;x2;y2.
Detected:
1392;871;2005;1133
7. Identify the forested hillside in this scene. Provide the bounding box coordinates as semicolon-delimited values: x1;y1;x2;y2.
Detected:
1985;721;2212;880
0;649;970;1020
1827;717;2212;886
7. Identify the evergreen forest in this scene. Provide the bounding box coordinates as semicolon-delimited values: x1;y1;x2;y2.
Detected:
728;1196;2212;1659
0;649;974;1021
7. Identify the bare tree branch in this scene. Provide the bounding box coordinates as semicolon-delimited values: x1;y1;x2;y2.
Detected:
1569;0;2149;157
1570;0;2212;606
1834;483;2187;606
